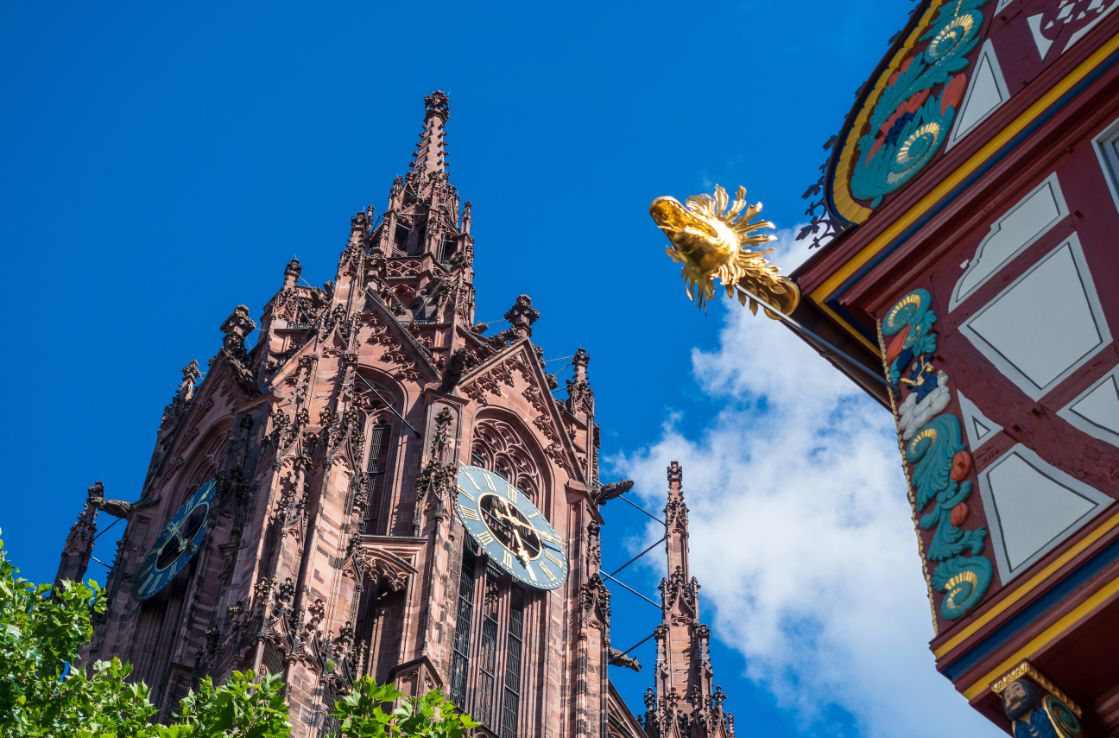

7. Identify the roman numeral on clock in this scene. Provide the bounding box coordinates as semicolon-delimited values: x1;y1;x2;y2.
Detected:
459;507;480;521
538;561;558;583
502;549;513;568
477;530;496;545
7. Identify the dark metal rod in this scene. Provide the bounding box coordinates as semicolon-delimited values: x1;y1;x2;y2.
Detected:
92;516;123;541
617;494;665;526
601;572;661;610
355;373;422;438
90;556;111;569
613;630;658;659
732;283;887;386
608;535;666;578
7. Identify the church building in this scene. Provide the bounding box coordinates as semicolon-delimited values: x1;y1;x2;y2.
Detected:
55;92;734;738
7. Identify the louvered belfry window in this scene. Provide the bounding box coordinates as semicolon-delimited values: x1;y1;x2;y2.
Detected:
364;423;392;533
501;588;525;738
449;549;476;708
475;572;500;726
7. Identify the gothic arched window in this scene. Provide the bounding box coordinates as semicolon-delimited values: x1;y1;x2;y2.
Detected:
449;549;530;738
470;418;543;504
359;381;402;536
453;417;547;738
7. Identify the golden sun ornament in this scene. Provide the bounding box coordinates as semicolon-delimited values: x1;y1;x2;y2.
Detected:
650;185;800;316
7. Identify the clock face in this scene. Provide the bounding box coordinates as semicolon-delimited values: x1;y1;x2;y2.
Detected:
136;478;216;601
455;465;568;590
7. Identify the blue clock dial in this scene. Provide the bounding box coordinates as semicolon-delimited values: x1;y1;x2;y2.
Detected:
135;478;216;601
455;465;568;590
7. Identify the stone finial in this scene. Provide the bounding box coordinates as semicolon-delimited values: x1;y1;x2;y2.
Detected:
572;347;590;380
424;90;450;122
221;305;256;355
178;360;201;400
667;460;683;485
350;210;370;240
504;294;540;339
284;258;302;288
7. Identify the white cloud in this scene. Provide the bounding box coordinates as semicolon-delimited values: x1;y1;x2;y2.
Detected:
612;229;997;738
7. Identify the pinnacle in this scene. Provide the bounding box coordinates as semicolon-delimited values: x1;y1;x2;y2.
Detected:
409;90;450;178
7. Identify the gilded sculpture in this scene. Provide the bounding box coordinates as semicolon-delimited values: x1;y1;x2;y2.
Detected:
650;185;799;315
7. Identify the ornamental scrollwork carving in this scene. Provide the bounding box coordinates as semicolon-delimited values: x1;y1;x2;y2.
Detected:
827;0;992;226
881;288;993;621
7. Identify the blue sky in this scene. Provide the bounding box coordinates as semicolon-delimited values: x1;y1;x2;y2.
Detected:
0;3;999;737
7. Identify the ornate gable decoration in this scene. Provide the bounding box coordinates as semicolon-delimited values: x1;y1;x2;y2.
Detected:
357;292;440;383
458;341;583;477
826;0;992;227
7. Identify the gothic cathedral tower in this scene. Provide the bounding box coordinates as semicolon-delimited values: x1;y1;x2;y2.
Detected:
61;91;624;738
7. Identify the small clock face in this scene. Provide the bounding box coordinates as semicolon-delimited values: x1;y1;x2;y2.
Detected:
136;478;216;601
455;465;568;590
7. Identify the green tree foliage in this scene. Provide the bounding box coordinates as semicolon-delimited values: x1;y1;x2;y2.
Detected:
0;535;475;737
332;680;479;738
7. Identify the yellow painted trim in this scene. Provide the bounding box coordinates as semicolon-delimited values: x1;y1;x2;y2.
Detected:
935;509;1119;659
820;300;881;354
810;34;1119;348
962;575;1119;701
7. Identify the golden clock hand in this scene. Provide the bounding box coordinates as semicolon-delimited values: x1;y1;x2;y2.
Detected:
490;508;537;533
509;528;532;567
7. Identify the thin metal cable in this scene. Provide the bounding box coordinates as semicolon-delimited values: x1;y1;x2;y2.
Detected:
601;571;661;610
608;535;666;578
732;283;887;386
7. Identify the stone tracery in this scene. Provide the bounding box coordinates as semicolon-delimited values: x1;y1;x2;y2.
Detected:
470;417;544;502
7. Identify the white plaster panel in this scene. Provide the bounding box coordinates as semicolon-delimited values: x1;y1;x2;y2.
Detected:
951;173;1067;310
978;445;1114;580
960;236;1111;399
956;389;1003;449
948;40;1010;148
1059;366;1119;447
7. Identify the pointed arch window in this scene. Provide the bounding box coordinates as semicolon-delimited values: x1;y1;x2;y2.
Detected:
393;222;411;254
500;588;525;738
449;548;476;708
470;419;543;504
449;552;531;738
438;235;456;266
363;413;394;535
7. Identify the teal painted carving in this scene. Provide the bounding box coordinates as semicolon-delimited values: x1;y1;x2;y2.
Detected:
881;288;993;620
850;0;989;207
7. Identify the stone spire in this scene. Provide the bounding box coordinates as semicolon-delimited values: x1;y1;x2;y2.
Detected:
408;90;450;181
54;483;100;587
646;462;735;738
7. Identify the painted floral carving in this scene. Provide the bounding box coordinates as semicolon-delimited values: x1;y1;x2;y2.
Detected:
881;288;993;620
852;0;988;206
829;0;991;225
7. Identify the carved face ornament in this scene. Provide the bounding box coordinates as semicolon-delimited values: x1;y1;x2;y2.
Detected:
650;185;799;315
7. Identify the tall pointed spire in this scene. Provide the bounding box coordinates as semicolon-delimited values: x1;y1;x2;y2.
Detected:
409;90;450;180
646;462;735;738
